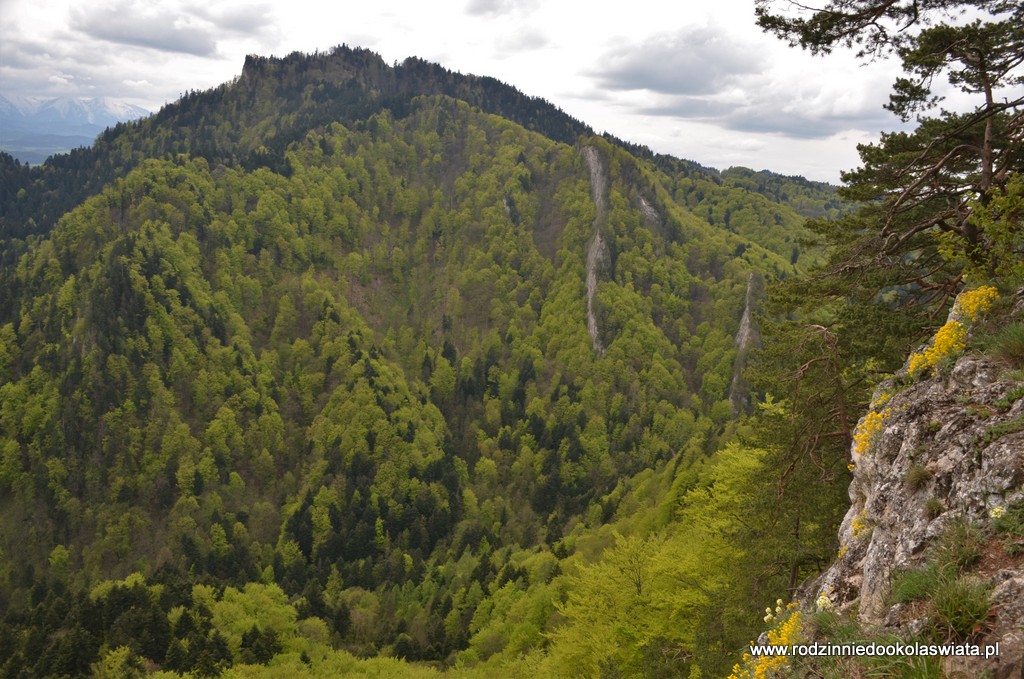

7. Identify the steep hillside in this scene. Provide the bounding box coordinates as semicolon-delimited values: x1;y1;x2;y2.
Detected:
0;62;819;674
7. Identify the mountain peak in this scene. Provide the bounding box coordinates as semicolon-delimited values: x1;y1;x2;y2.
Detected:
0;93;149;121
0;93;150;164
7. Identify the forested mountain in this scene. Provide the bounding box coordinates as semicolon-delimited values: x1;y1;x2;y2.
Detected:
1;1;1020;673
0;45;825;678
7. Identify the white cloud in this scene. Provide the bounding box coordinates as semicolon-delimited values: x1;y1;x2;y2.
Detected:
70;1;219;56
593;27;763;96
465;0;538;17
494;30;549;54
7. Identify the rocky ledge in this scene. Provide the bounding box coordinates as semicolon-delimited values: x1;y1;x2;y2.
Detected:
799;346;1024;678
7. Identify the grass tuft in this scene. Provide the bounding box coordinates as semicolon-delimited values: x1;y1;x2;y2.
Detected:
891;563;942;604
934;518;985;573
931;573;991;641
923;497;945;520
984;322;1024;369
904;464;933;491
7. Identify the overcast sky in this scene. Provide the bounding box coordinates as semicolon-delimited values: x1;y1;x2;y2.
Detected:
0;0;917;182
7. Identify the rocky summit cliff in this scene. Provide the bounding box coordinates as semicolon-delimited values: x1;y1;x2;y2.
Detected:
797;290;1024;679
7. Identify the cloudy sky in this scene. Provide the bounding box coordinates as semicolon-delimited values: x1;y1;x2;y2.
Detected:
1;0;916;182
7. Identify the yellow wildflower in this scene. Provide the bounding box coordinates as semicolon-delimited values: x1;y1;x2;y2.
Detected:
729;609;804;679
908;287;998;378
907;320;966;377
955;285;998;322
870;390;892;410
851;510;870;540
853;409;889;458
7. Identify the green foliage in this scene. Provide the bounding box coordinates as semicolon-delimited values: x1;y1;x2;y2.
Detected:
931;573;992;641
92;646;146;679
875;517;997;651
0;47;599;245
984;321;1024;370
734;4;1022;676
891;563;943;604
541;444;771;678
967;174;1024;285
934;518;985;574
535;433;850;678
795;611;943;679
720;166;850;221
993;502;1024;536
994;383;1024;410
757;0;1023;330
992;501;1024;557
977;414;1024;446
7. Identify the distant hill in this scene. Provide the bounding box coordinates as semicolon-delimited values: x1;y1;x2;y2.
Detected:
0;94;149;165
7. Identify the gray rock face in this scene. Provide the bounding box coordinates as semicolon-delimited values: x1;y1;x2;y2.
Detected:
580;146;610;357
798;341;1024;676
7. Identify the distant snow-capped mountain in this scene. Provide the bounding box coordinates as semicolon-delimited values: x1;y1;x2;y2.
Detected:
3;95;149;124
1;94;150;165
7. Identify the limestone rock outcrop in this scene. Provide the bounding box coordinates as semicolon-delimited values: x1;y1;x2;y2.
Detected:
799;319;1024;677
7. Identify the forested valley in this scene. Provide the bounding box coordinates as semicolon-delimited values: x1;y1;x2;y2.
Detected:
0;1;1021;677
